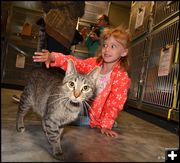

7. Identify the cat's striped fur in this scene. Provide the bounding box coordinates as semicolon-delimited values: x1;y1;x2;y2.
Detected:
16;60;99;160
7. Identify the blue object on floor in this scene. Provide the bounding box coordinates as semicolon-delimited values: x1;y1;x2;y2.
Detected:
70;116;118;128
113;121;118;128
70;116;90;126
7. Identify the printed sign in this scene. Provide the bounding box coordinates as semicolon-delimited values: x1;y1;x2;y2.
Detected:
158;45;174;76
135;7;145;29
16;54;25;68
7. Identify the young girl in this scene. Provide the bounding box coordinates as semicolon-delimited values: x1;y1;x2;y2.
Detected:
33;26;131;138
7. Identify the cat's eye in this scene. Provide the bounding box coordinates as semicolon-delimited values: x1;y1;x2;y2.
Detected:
68;81;75;88
82;85;90;91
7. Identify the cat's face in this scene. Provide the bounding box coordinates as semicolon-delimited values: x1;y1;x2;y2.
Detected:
62;60;99;105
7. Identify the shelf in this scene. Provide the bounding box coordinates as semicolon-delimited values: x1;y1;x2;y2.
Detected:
7;35;38;48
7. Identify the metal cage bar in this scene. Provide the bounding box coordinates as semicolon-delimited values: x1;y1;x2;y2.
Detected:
153;1;179;27
142;19;179;110
128;39;146;100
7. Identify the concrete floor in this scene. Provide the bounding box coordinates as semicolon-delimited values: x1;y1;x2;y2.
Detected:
1;88;179;162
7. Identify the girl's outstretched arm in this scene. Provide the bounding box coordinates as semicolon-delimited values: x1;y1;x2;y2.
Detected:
33;49;98;73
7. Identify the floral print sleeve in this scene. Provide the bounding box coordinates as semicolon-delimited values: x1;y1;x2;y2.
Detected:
50;52;97;73
100;71;131;129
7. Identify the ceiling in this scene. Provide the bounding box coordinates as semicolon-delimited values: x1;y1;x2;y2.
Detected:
111;1;132;8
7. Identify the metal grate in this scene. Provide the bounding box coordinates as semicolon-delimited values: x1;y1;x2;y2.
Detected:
128;39;146;100
142;19;179;110
2;42;40;86
153;1;179;27
129;1;154;40
6;6;43;39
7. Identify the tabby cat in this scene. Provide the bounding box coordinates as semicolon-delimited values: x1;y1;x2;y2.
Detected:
16;60;99;160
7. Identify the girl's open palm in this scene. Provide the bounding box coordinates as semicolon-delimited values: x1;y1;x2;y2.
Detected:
33;49;55;68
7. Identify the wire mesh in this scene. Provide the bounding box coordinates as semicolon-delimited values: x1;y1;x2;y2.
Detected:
142;20;179;110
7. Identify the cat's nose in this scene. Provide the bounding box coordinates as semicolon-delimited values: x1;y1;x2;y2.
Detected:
74;90;81;98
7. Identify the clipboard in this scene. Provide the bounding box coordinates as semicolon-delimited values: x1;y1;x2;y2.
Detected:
158;44;174;76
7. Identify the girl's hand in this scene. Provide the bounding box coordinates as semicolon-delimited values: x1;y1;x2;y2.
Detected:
33;49;55;68
100;128;118;137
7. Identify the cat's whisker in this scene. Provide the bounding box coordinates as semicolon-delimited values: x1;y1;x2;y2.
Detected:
56;98;69;105
83;101;91;109
81;102;86;115
64;99;71;108
80;102;84;110
49;94;62;97
82;103;88;116
48;97;69;106
49;96;68;101
87;98;95;103
62;98;70;105
59;97;70;105
82;101;90;116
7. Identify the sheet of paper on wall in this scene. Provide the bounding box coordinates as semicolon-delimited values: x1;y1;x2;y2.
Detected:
158;45;174;76
16;53;25;68
135;7;145;29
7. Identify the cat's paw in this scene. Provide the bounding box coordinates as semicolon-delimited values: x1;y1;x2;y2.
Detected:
16;126;25;132
53;152;65;161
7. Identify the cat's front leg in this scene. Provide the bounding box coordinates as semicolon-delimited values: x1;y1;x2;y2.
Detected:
42;118;64;160
51;136;64;160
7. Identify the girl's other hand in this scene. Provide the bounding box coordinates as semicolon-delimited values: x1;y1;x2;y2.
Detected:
100;128;118;137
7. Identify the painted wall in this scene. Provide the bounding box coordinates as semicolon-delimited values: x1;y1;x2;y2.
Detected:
108;3;131;28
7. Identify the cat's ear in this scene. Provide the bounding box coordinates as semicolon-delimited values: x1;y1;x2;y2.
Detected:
66;60;77;76
87;66;100;82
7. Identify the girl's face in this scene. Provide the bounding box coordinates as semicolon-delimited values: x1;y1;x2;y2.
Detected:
101;36;128;63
